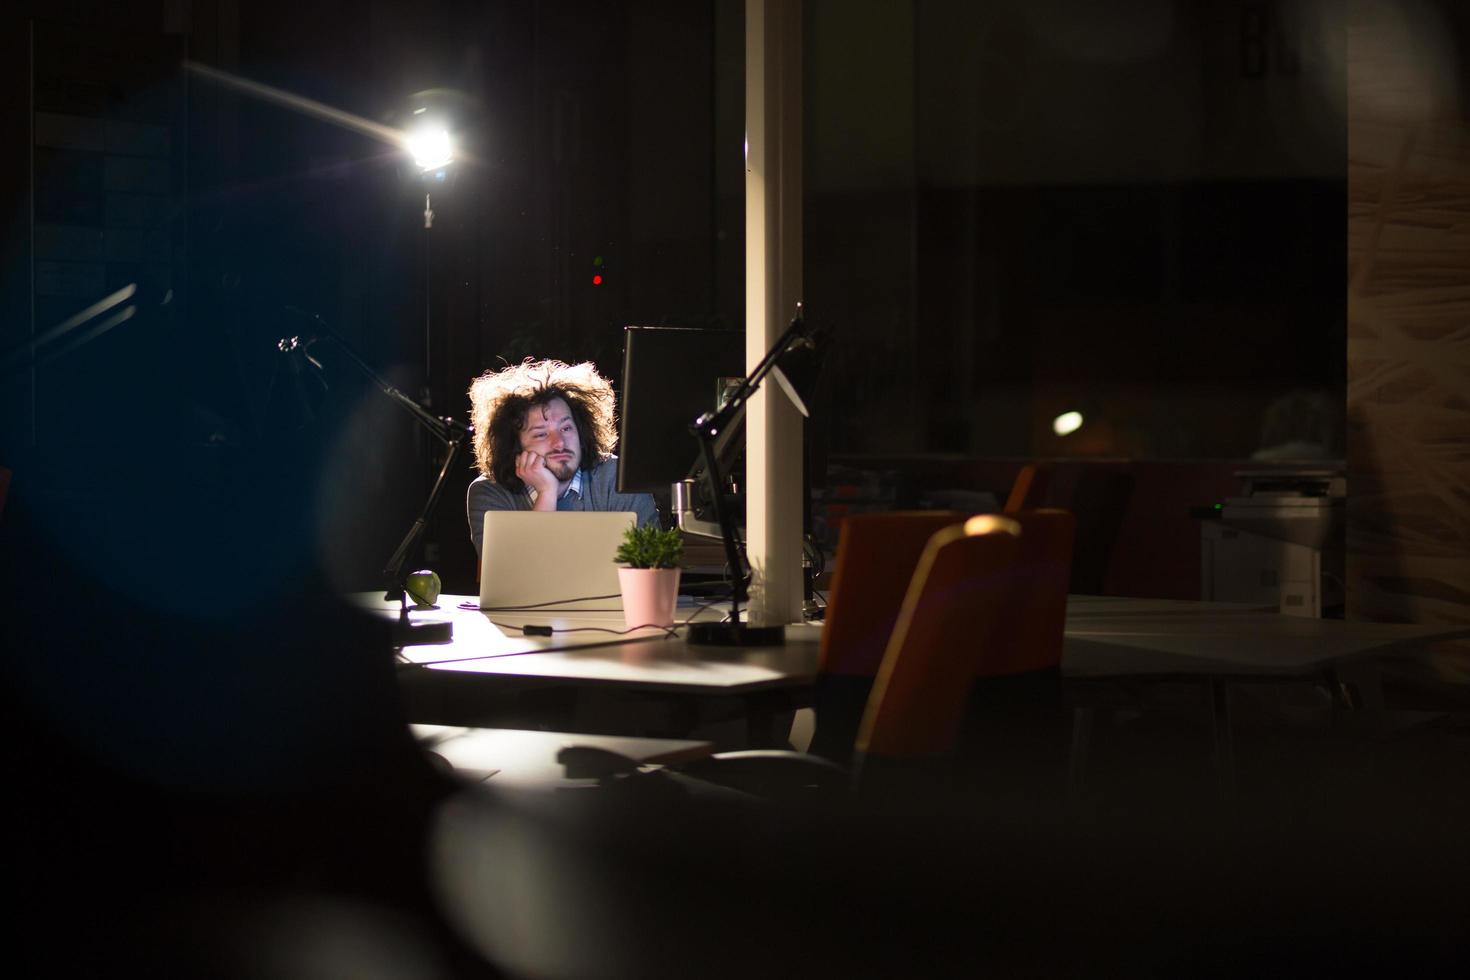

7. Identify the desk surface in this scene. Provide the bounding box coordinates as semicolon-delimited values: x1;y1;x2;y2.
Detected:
359;593;1470;690
1062;595;1470;678
357;594;823;694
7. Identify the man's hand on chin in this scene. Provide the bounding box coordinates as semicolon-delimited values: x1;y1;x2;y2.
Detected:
516;451;562;511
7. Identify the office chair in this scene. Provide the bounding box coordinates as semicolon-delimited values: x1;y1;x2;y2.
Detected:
1058;466;1133;594
808;510;969;760
819;511;971;677
938;509;1077;801
855;516;1026;761
852;509;1074;786
983;508;1076;677
679;514;1080;803
1003;462;1052;514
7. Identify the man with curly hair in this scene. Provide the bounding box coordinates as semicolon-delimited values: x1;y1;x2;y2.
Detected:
465;359;659;558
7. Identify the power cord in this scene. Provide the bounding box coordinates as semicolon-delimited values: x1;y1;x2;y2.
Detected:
493;619;680;639
401;593;735;668
494;593;730;638
457;593;622;612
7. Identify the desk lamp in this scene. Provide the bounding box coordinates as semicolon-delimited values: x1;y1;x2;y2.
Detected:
686;307;823;646
278;314;466;645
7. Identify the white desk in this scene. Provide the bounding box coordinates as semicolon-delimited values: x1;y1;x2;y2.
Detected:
363;592;1467;690
1062;595;1470;679
354;593;822;695
363;592;1468;781
1060;595;1470;796
354;594;821;746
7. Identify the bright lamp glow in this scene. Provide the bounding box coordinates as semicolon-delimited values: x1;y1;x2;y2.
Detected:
406;125;454;172
1053;410;1084;436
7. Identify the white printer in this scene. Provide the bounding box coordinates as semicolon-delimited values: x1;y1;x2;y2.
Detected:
1200;468;1346;618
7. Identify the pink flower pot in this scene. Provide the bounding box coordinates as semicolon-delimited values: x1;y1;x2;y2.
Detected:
617;567;682;629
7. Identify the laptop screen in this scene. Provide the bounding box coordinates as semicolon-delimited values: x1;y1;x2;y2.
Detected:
478;510;636;611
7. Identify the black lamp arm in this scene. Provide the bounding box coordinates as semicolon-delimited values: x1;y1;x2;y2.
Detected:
686;309;808;624
277;315;471;606
283;327;465;444
690;310;806;440
382;424;467;594
694;423;749;613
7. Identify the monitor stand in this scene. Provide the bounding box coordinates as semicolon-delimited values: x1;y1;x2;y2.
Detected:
673;478;740;543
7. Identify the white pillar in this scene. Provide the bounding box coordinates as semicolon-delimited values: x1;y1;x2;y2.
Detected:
745;0;804;626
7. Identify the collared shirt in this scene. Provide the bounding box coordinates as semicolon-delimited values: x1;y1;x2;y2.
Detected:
525;468;583;507
466;457;659;559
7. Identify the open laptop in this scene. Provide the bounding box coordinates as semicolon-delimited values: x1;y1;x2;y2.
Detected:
479;510;637;612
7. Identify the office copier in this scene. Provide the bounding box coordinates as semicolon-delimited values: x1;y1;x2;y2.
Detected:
1200;468;1346;618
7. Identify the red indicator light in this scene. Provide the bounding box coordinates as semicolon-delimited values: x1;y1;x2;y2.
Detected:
592;274;603;286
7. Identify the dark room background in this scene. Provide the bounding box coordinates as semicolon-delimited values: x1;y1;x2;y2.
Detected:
1;0;1347;595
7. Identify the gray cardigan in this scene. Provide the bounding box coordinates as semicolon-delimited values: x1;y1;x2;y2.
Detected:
466;455;659;558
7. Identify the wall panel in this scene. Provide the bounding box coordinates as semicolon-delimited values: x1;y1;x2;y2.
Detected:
1347;0;1470;624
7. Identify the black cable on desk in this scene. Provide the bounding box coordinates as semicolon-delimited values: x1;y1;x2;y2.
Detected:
489;619;680;639
400;647;576;668
457;593;623;613
399;590;732;658
398;594;734;664
492;594;730;639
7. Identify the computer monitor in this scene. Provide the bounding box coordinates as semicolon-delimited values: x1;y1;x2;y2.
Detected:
617;325;746;495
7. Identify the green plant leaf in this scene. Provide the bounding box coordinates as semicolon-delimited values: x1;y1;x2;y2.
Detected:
614;523;684;568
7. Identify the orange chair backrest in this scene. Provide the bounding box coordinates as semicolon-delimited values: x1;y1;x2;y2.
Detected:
1003;462;1052;514
980;508;1075;677
819;511;967;677
856;516;1024;760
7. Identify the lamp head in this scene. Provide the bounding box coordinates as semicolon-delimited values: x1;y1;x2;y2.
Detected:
405;119;454;173
769;315;826;418
1053;410;1084;437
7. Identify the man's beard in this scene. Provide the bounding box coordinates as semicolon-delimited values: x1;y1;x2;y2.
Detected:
546;455;578;482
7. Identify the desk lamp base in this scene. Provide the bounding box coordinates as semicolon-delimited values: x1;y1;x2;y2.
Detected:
391;617;453;646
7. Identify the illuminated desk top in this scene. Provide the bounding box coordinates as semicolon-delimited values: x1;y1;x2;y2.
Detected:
353;593;823;694
355;592;1469;689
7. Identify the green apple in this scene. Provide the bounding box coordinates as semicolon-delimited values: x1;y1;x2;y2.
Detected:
405;569;442;607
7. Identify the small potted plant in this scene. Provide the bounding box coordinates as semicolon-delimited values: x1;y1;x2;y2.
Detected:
614;523;684;629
